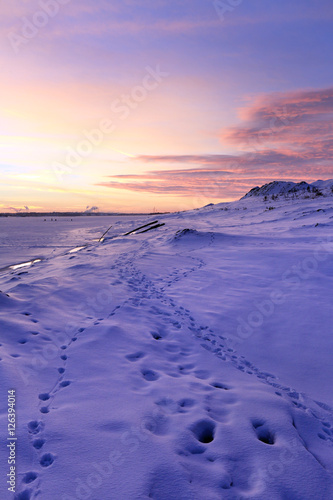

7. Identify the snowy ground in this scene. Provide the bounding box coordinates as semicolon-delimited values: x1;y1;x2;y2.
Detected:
1;196;333;500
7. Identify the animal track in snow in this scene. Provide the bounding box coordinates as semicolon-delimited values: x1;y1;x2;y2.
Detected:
142;369;159;381
151;331;165;340
38;393;50;401
144;413;170;436
32;438;45;450
185;443;206;455
155;397;196;415
178;363;195;375
178;398;196;411
125;351;145;362
60;380;71;388
40;453;55;467
210;382;231;390
194;369;210;380
23;472;38;484
252;419;275;445
190;419;216;443
14;489;32;500
28;421;44;435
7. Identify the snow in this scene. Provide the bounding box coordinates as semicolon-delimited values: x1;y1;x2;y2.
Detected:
0;191;333;499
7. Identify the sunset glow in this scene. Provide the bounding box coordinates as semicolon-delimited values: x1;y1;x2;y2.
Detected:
1;0;332;212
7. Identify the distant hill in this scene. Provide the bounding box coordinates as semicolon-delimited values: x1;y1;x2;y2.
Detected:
241;179;333;200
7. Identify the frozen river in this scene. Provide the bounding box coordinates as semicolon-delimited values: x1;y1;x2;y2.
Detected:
0;215;143;269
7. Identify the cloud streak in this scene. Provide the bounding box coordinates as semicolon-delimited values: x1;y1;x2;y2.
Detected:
97;87;333;201
222;87;333;154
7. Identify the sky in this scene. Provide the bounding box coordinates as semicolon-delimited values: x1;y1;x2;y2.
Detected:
0;0;332;213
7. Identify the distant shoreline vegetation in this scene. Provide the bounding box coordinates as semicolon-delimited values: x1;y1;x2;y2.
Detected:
0;212;169;218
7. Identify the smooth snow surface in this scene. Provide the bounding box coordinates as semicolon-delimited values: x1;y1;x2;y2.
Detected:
0;196;333;500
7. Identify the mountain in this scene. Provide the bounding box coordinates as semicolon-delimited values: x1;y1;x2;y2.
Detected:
241;179;333;200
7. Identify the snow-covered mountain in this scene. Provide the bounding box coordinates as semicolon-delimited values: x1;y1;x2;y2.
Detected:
242;179;333;200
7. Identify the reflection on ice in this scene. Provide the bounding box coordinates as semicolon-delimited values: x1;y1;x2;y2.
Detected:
10;259;42;270
68;246;86;254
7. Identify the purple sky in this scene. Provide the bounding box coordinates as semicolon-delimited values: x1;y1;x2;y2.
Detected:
1;0;332;211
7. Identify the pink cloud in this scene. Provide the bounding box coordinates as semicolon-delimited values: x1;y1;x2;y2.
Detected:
222;87;333;158
97;87;333;200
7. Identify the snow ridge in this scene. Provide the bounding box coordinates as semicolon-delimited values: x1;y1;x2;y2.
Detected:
242;179;333;200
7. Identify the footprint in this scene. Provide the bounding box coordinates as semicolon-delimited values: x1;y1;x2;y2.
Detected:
194;370;210;380
220;476;234;490
178;364;195;375
32;439;45;450
151;332;163;340
185;443;206;455
155;398;179;414
125;352;145;362
39;335;51;342
40;453;55;467
40;407;49;414
18;339;28;344
142;369;159;382
60;380;71;388
178;398;195;409
252;419;275;445
58;368;65;374
38;393;50;401
210;382;230;390
178;399;196;412
60;355;68;361
28;421;44;435
23;472;38;484
144;413;169;436
14;489;32;500
315;400;333;412
190;419;216;443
